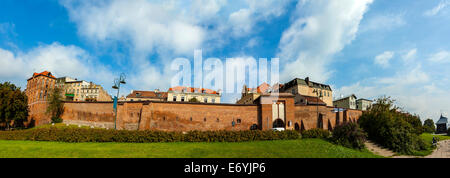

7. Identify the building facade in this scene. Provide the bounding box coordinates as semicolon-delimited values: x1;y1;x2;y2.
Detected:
280;77;333;106
236;83;271;104
356;99;372;111
81;82;112;102
126;90;168;101
333;94;357;110
26;71;56;126
436;114;448;134
167;86;221;103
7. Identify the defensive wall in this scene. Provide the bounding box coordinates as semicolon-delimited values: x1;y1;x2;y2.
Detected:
28;95;363;131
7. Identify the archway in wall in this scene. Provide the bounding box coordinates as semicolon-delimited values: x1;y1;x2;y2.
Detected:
335;112;340;125
300;120;306;132
294;123;300;132
273;119;285;128
317;114;323;129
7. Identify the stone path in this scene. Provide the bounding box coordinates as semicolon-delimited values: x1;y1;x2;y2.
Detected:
366;139;450;158
365;140;417;158
365;140;395;157
425;140;450;158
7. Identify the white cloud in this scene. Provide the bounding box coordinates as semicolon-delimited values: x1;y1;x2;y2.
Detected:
427;50;450;63
360;13;406;32
424;0;450;16
401;48;417;63
0;42;114;92
60;0;292;92
277;0;373;83
374;51;394;68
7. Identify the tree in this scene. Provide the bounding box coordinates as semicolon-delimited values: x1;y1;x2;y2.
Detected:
0;82;28;130
358;96;428;155
46;87;64;123
423;119;436;133
188;97;200;103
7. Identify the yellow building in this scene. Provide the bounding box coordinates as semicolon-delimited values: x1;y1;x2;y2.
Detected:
280;77;333;106
167;86;221;103
56;77;111;102
80;82;112;102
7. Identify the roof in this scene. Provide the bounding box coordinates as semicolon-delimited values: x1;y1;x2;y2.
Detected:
282;77;332;91
126;90;168;99
333;94;357;102
357;98;372;102
436;115;448;124
302;95;327;106
27;71;56;81
168;86;220;95
247;83;271;94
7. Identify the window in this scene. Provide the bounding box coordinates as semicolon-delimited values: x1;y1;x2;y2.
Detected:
204;98;208;103
190;117;193;121
204;118;207;122
173;96;177;101
216;118;219;122
212;98;215;103
181;96;185;102
237;119;241;124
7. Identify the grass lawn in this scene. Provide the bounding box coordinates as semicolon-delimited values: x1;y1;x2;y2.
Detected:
421;133;450;143
0;139;382;158
409;133;450;156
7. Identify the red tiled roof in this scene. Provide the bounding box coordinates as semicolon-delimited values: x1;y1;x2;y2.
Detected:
303;95;326;105
126;90;168;99
248;82;271;94
168;86;219;95
28;71;56;80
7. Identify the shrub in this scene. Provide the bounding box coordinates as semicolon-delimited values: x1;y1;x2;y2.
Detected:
0;128;300;143
301;128;330;139
330;122;367;150
358;96;430;155
51;117;63;124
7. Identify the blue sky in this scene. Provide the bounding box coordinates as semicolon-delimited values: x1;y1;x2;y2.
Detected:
1;0;450;121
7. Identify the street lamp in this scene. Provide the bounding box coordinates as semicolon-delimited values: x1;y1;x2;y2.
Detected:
312;89;323;128
112;73;126;129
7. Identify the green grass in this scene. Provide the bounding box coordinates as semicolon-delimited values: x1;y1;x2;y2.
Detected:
421;133;450;143
408;133;450;156
0;139;382;158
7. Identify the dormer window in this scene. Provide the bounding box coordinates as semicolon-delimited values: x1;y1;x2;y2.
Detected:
136;92;141;97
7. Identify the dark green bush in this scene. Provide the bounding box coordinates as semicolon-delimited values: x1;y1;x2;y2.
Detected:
0;128;300;143
51;117;63;124
330;122;367;150
301;128;330;139
358;96;430;155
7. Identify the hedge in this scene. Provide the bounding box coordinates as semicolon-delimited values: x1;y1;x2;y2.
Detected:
0;128;301;143
301;128;330;139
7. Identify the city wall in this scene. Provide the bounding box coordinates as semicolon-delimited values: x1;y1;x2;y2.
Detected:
29;96;363;131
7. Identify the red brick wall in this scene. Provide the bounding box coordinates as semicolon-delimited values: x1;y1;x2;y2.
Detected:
34;100;363;131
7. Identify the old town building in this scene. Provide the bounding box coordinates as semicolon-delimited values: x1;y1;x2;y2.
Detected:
81;82;112;102
333;94;357;109
280;77;333;106
356;98;373;111
167;86;221;103
126;90;168;101
26;71;56;125
236;83;272;104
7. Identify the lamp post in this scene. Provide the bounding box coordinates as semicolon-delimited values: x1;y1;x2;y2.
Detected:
112;73;126;130
313;89;323;128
